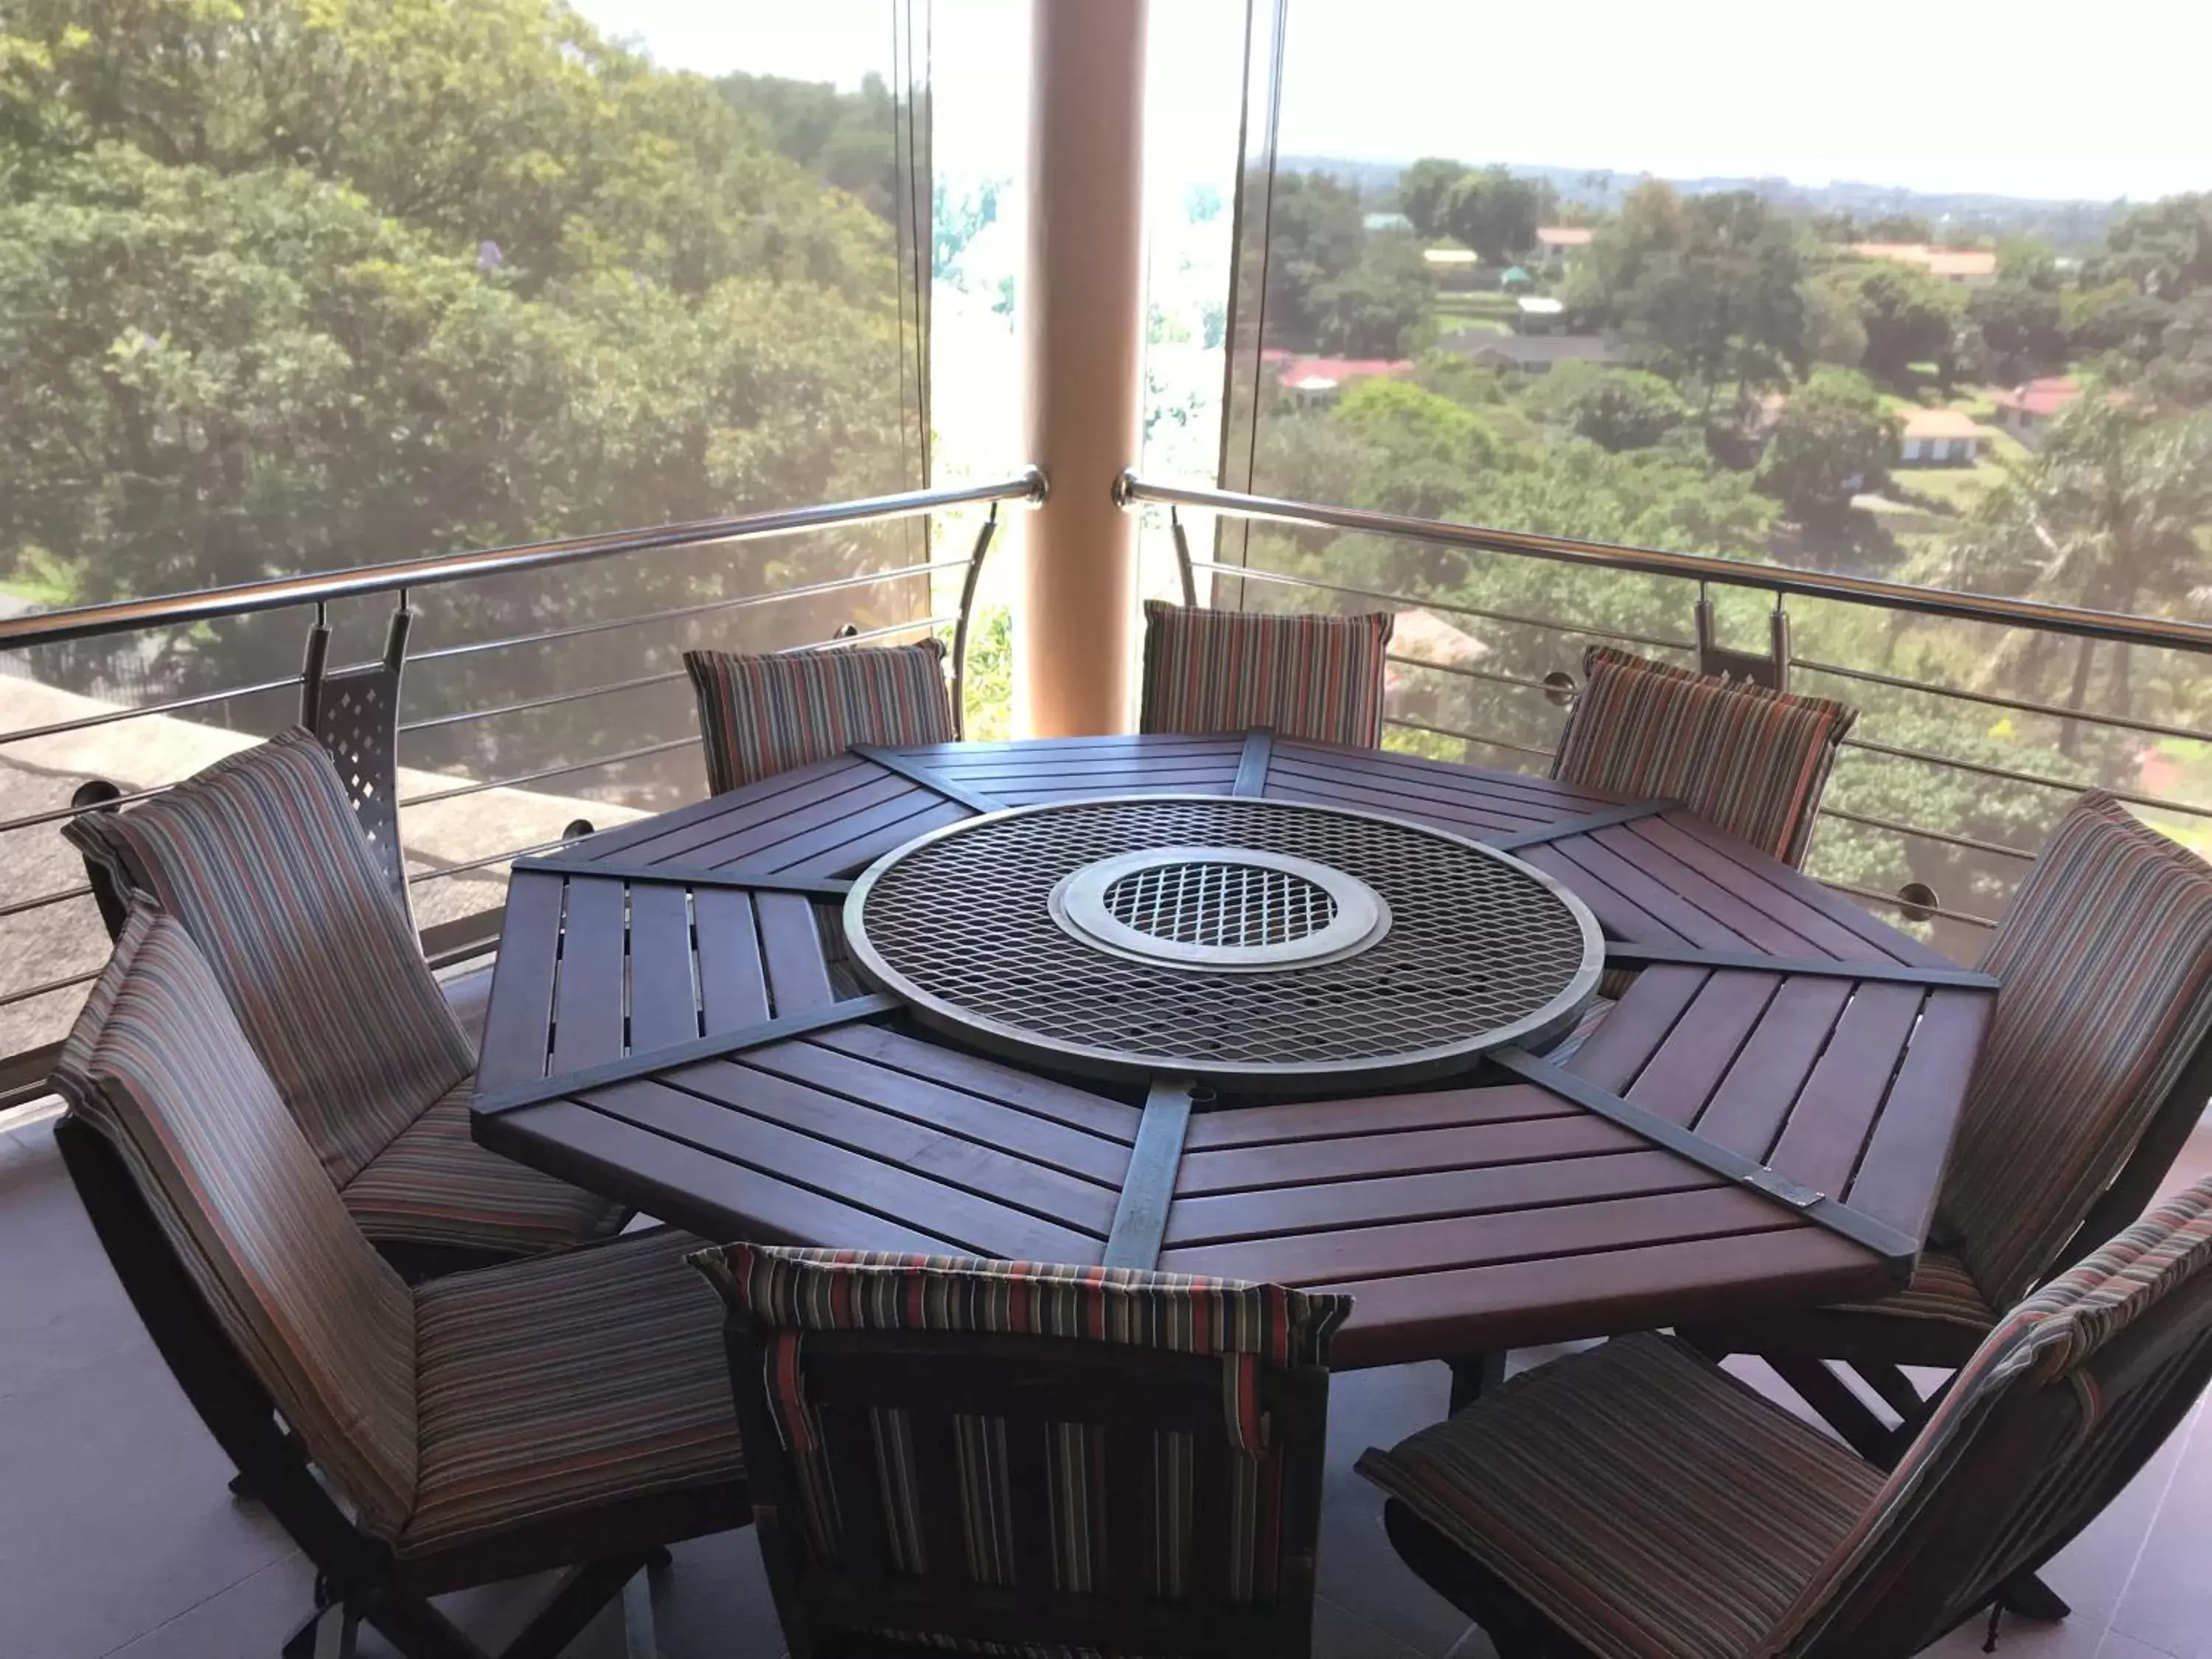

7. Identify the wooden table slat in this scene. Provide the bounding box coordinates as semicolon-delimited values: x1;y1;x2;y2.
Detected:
1561;965;1709;1093
812;1024;1143;1145
625;882;700;1052
768;798;973;879
1181;1082;1574;1152
1621;970;1783;1127
479;1099;967;1256
1164;1148;1717;1249
1765;982;1930;1197
692;887;771;1033
1259;776;1545;841
669;773;931;872
1846;990;1992;1238
588;756;881;866
736;1040;1135;1188
1176;1113;1651;1197
1585;824;1839;958
589;1075;1110;1259
756;891;836;1017
473;870;563;1091
549;875;627;1073
1540;835;1751;950
1269;740;1615;812
1518;844;1690;947
851;743;1004;813
1689;976;1856;1153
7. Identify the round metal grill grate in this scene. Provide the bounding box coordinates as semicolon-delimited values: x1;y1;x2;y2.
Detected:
1105;860;1334;947
845;796;1602;1088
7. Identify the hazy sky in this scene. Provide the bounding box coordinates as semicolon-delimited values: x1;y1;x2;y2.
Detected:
574;0;2208;203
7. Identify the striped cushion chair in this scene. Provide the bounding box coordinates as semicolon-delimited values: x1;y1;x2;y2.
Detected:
1360;1175;2212;1659
691;1242;1352;1658
63;728;625;1273
1552;645;1858;866
51;909;747;1659
1139;600;1394;748
684;638;955;796
1685;792;2212;1470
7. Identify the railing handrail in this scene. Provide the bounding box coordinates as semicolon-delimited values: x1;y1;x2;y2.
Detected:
0;469;1047;652
1118;471;2212;656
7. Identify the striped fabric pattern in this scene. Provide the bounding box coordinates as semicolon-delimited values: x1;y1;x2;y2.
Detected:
1138;602;1394;748
692;1245;1347;1626
406;1228;742;1553
1358;1178;2212;1659
1551;646;1858;865
63;729;473;1188
1828;1248;1995;1332
53;911;421;1538
1775;1176;2212;1654
1357;1333;1882;1659
684;639;955;796
1937;793;2212;1309
339;1082;627;1253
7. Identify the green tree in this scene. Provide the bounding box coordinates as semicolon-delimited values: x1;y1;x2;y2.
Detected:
1443;166;1554;266
2067;282;2179;363
1844;262;1961;385
1801;271;1869;368
2101;193;2212;300
1257;168;1366;347
1397;156;1467;240
1970;281;2065;380
1311;234;1435;358
1530;364;1693;451
1756;369;1896;521
1930;394;2212;735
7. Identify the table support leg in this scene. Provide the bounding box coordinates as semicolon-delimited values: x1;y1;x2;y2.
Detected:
1448;1352;1506;1415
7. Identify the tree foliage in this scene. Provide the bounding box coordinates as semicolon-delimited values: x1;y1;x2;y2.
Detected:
1441;165;1554;265
1756;369;1895;521
1529;364;1693;452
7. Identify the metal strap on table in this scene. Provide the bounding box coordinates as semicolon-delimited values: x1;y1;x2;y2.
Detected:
850;745;1005;814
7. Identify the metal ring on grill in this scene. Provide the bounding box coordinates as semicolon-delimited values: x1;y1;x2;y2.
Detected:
844;795;1604;1091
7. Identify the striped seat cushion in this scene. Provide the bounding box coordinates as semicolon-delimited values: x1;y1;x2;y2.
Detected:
63;729;473;1188
685;639;955;796
1138;602;1394;748
406;1228;742;1553
54;911;421;1538
340;1082;627;1255
1937;793;2212;1309
693;1246;1349;1610
1827;1248;1995;1332
1772;1177;2212;1653
1359;1333;1882;1659
1551;647;1857;866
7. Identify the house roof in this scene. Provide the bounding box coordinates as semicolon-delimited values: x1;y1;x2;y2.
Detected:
1992;377;2081;418
1537;226;1594;248
1516;296;1565;316
1423;247;1481;265
1901;408;1985;440
1271;356;1413;388
1445;333;1617;366
1847;241;1996;279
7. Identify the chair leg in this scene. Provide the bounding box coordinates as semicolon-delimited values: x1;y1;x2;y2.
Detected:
1997;1571;2072;1622
283;1600;360;1659
501;1556;654;1659
1850;1360;1925;1422
1449;1352;1508;1414
1765;1355;1898;1464
358;1590;488;1659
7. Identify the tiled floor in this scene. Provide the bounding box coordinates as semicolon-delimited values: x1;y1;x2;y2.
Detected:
4;1102;2210;1659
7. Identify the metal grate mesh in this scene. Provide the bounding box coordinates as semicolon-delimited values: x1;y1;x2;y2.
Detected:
1103;860;1335;947
846;796;1601;1085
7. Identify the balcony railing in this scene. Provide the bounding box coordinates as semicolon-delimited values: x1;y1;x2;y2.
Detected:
1120;471;2212;950
0;470;1046;1105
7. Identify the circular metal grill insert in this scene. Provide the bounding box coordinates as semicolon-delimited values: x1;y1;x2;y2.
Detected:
1109;859;1331;945
845;796;1602;1088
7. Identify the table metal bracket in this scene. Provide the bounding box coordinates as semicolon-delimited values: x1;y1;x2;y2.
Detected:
1102;1077;1200;1269
1491;1046;1918;1267
1231;728;1275;797
1485;799;1674;852
1604;941;1998;989
850;745;1004;814
509;856;854;896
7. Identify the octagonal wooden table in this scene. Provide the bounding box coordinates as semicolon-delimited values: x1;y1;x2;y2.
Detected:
470;731;1995;1370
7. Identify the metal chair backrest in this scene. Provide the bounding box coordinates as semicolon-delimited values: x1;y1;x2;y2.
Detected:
302;605;411;914
692;1244;1349;1658
1784;1177;2212;1656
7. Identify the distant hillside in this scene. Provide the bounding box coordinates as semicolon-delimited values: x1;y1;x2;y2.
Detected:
1277;154;2124;248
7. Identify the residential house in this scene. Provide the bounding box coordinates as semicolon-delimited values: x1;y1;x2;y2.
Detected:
1847;241;1997;287
1443;333;1617;375
1263;351;1413;407
1896;407;1987;466
1513;296;1566;333
1989;377;2089;448
1535;226;1594;262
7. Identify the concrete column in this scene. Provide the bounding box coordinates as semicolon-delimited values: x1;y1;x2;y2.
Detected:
1015;0;1149;737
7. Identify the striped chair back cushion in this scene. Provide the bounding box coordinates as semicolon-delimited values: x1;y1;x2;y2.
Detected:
1551;645;1858;865
692;1246;1349;1633
53;911;420;1537
1139;602;1394;748
684;640;955;796
63;729;470;1188
1776;1177;2212;1656
1938;793;2212;1309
